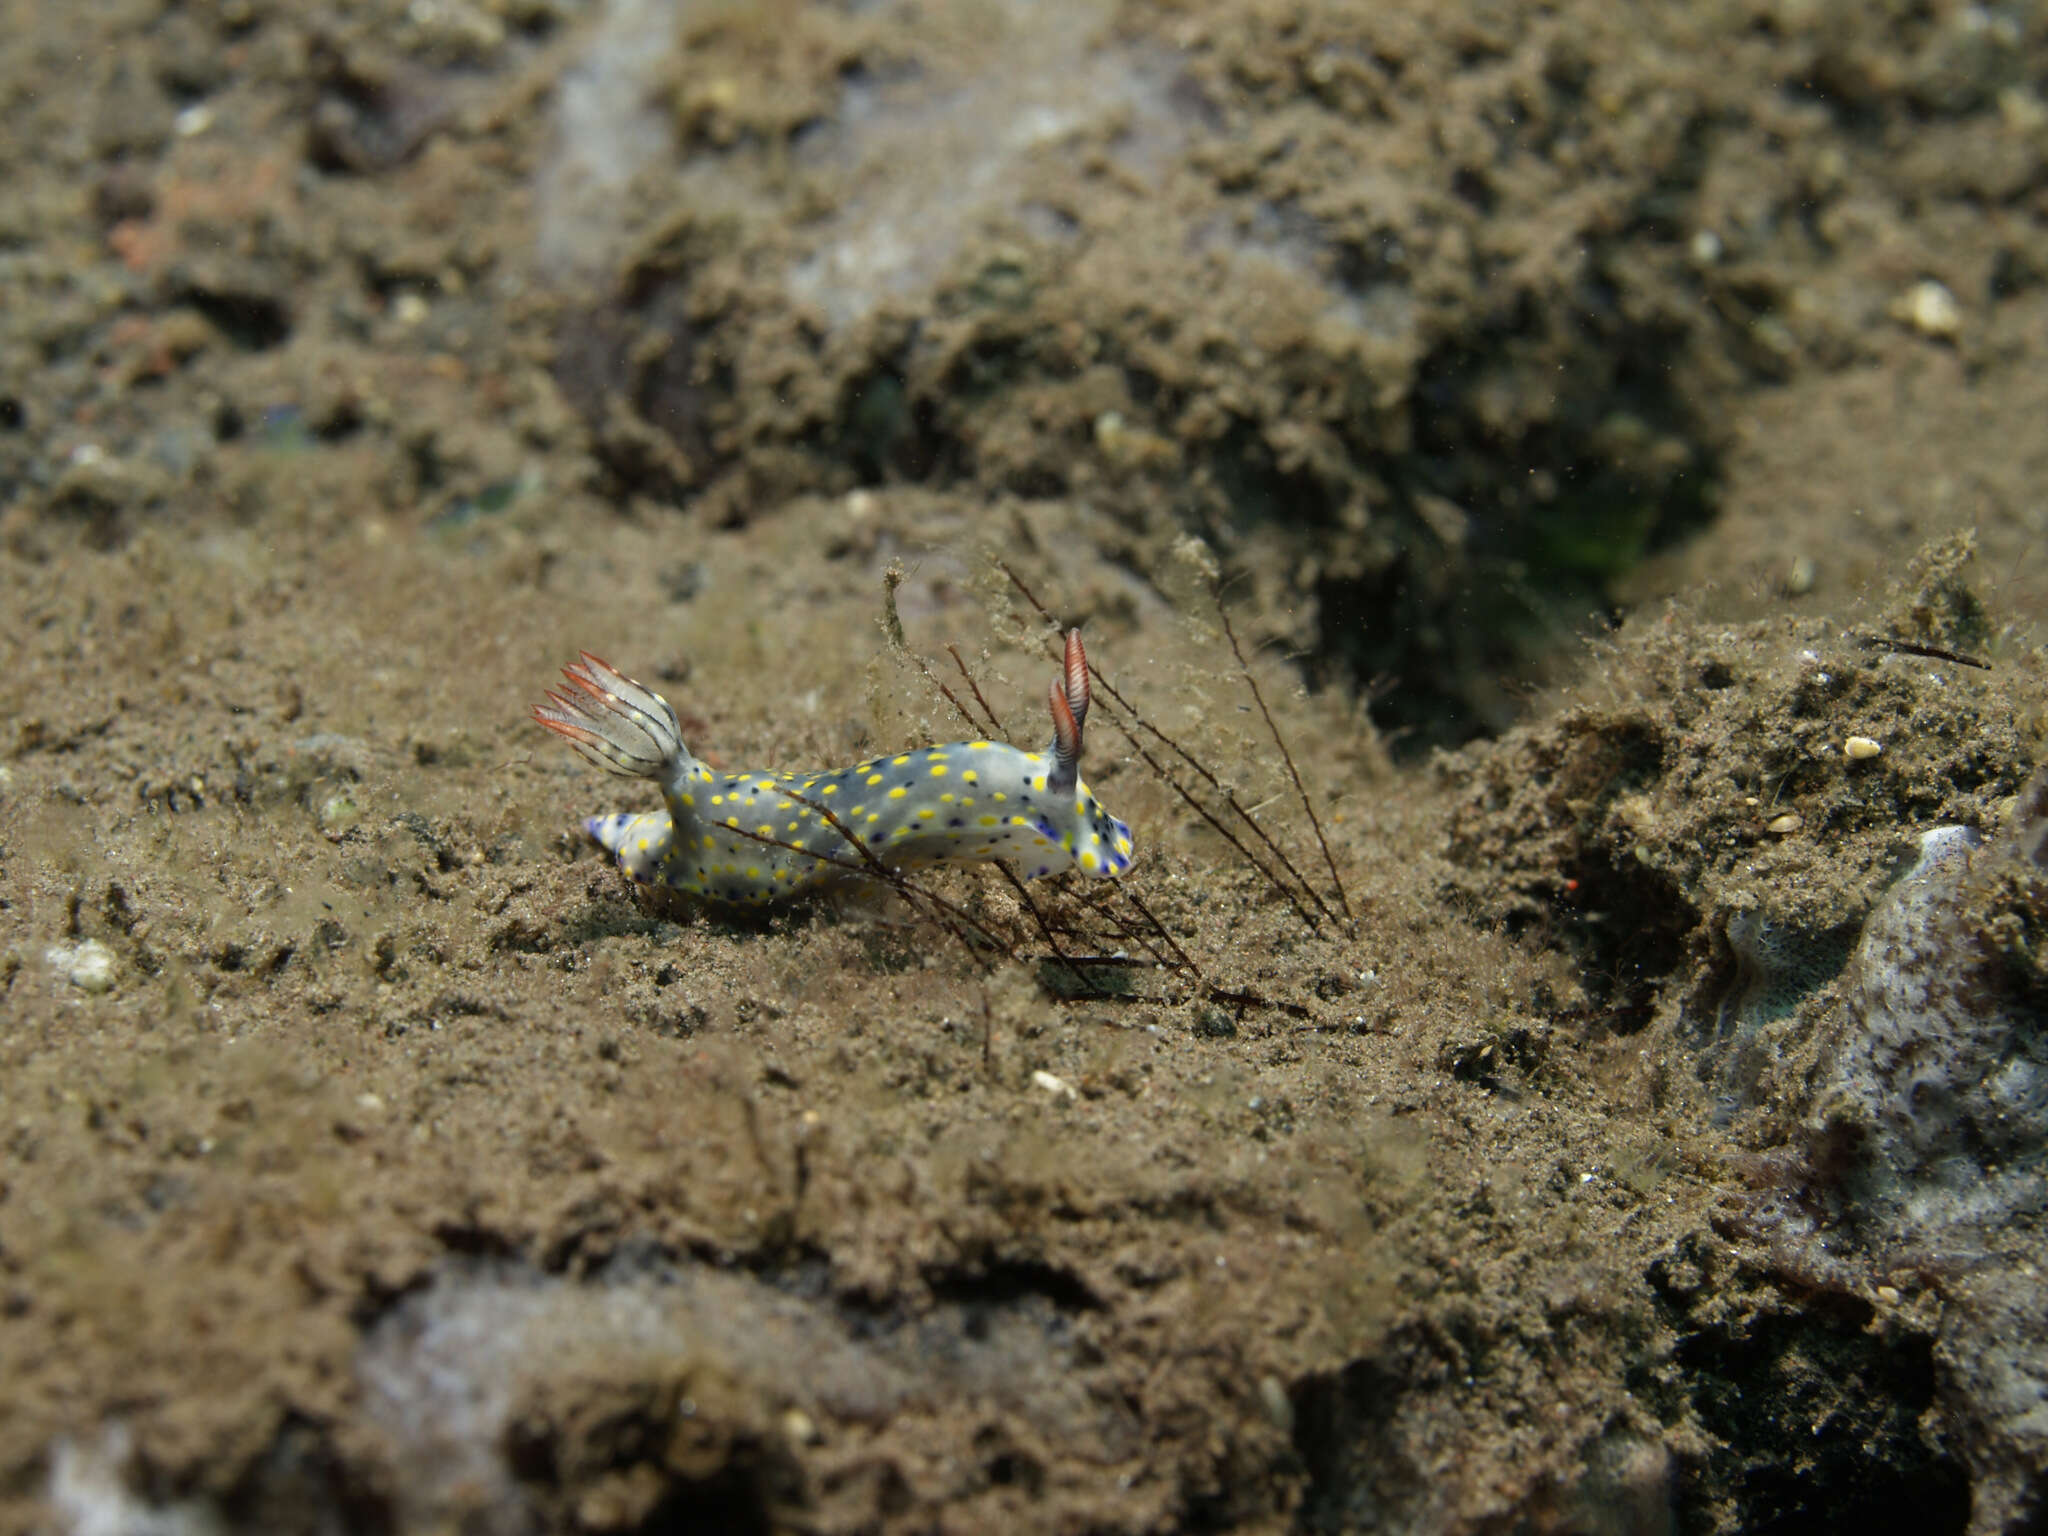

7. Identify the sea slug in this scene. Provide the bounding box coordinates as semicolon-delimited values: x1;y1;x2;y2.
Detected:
535;630;1135;904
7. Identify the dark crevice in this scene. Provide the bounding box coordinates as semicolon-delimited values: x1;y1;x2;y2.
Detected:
926;1257;1103;1316
1667;1301;1971;1533
175;286;292;350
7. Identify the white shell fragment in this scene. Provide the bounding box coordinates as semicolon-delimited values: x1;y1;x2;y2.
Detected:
46;940;117;994
1031;1069;1078;1101
1844;735;1883;760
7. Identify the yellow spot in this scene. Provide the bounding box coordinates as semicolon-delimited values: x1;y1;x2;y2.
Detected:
962;770;978;784
1115;836;1132;854
1080;850;1099;871
866;774;883;786
758;824;774;837
1036;837;1050;848
979;816;998;827
822;784;838;795
888;786;907;800
970;741;991;750
892;754;911;765
802;779;815;788
1061;835;1074;850
939;793;955;804
1033;777;1047;791
929;765;948;778
681;792;695;807
787;821;799;832
702;835;715;849
711;794;724;806
747;866;761;880
993;791;1007;802
637;838;649;851
917;808;935;820
866;812;880;822
1011;815;1027;826
778;799;792;809
726;816;739;828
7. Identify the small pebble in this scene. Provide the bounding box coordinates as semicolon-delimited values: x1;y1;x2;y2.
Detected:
1767;813;1802;835
318;789;361;833
1258;1375;1294;1433
1896;279;1961;339
1844;735;1882;760
1784;554;1816;595
1999;85;2048;132
1031;1069;1077;1101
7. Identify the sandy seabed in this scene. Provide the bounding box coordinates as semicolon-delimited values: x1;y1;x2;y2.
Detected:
3;0;2047;1531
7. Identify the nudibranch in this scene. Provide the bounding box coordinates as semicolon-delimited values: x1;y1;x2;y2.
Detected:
534;630;1134;904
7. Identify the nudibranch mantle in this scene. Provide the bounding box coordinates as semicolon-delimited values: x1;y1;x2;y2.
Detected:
535;630;1134;904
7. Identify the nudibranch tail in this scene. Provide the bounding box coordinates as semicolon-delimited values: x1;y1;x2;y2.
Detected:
533;652;684;779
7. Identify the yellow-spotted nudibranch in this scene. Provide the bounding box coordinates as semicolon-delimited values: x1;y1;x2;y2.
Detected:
534;630;1135;905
